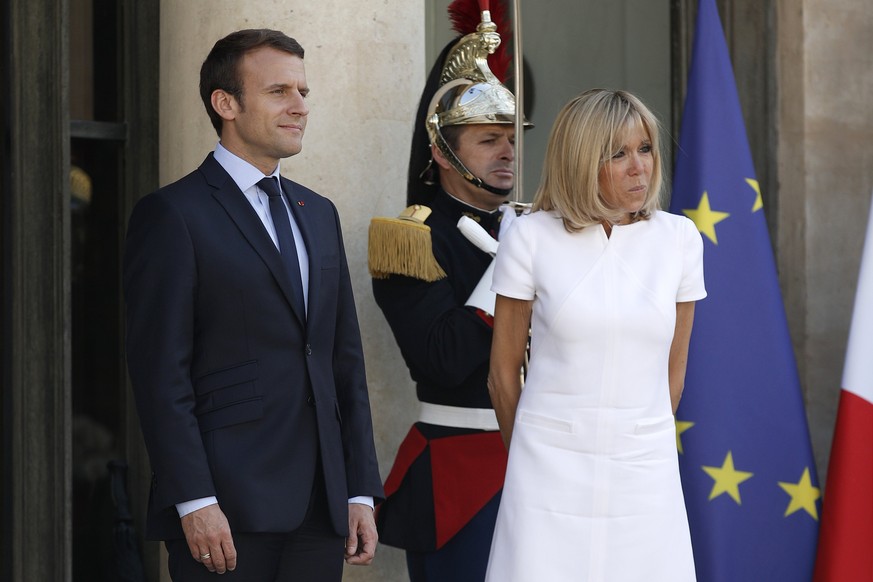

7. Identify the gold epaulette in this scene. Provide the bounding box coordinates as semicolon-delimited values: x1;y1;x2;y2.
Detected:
368;205;447;282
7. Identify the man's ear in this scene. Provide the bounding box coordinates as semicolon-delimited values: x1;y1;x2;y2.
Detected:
431;143;453;171
211;89;239;122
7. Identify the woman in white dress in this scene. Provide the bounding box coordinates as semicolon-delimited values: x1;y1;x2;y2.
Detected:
485;89;705;581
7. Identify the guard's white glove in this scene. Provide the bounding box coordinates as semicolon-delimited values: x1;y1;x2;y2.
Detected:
465;260;497;316
457;216;499;317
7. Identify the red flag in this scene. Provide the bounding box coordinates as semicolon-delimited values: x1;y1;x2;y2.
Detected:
814;194;873;581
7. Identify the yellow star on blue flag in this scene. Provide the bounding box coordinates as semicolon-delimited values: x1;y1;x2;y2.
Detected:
675;420;694;454
702;451;754;504
746;178;763;212
778;467;821;519
683;192;730;244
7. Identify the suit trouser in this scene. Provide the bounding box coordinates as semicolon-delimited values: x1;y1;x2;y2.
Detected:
166;470;344;582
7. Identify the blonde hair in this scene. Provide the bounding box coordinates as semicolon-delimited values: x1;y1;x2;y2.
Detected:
533;89;663;232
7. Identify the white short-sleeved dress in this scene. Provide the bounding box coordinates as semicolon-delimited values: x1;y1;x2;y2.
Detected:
485;210;706;582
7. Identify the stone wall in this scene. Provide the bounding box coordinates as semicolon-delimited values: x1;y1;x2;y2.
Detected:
777;0;873;483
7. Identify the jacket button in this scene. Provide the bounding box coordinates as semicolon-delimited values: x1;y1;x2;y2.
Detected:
306;395;315;406
305;344;312;356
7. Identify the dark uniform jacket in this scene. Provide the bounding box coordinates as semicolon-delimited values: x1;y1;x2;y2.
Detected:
372;190;508;551
372;191;502;408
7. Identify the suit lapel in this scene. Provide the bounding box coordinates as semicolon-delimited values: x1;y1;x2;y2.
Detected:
200;155;306;325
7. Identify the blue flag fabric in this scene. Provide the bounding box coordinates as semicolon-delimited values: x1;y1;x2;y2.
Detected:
669;0;820;580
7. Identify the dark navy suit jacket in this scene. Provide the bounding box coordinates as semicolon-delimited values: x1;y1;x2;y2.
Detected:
123;153;383;540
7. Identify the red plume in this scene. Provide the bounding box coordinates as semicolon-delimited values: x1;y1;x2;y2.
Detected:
447;0;512;83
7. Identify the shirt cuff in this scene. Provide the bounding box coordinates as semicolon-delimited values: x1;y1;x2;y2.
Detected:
348;496;374;509
176;496;218;518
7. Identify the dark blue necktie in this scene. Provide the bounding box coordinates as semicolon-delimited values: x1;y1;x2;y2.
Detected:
258;177;305;318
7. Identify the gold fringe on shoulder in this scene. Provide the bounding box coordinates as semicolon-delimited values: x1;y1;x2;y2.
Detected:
368;205;447;282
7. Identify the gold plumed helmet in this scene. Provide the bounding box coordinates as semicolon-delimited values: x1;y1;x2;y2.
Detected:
425;4;531;197
369;0;529;283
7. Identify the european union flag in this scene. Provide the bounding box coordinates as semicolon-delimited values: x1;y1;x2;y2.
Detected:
669;0;820;579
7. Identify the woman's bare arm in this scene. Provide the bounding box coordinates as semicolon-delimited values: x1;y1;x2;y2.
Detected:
669;301;696;414
488;295;533;448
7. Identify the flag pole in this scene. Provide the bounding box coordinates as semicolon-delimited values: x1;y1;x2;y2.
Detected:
511;0;523;202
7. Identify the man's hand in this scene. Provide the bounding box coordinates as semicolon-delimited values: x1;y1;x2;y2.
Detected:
180;504;237;574
345;503;378;566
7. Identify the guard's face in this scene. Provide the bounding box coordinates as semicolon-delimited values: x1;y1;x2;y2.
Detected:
437;124;515;211
221;47;309;174
598;119;653;222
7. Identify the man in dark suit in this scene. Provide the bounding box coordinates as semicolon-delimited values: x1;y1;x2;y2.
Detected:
123;29;383;581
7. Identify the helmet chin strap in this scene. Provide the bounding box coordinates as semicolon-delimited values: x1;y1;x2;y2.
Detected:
461;170;513;197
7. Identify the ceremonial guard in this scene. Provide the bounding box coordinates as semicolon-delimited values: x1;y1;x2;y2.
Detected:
368;1;530;580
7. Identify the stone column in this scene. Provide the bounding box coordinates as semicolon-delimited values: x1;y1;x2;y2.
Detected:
777;0;873;482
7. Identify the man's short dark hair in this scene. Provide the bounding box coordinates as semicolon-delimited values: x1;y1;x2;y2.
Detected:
199;29;305;136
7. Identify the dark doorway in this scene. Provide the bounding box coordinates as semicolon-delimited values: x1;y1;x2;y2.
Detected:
69;1;131;579
1;0;157;579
